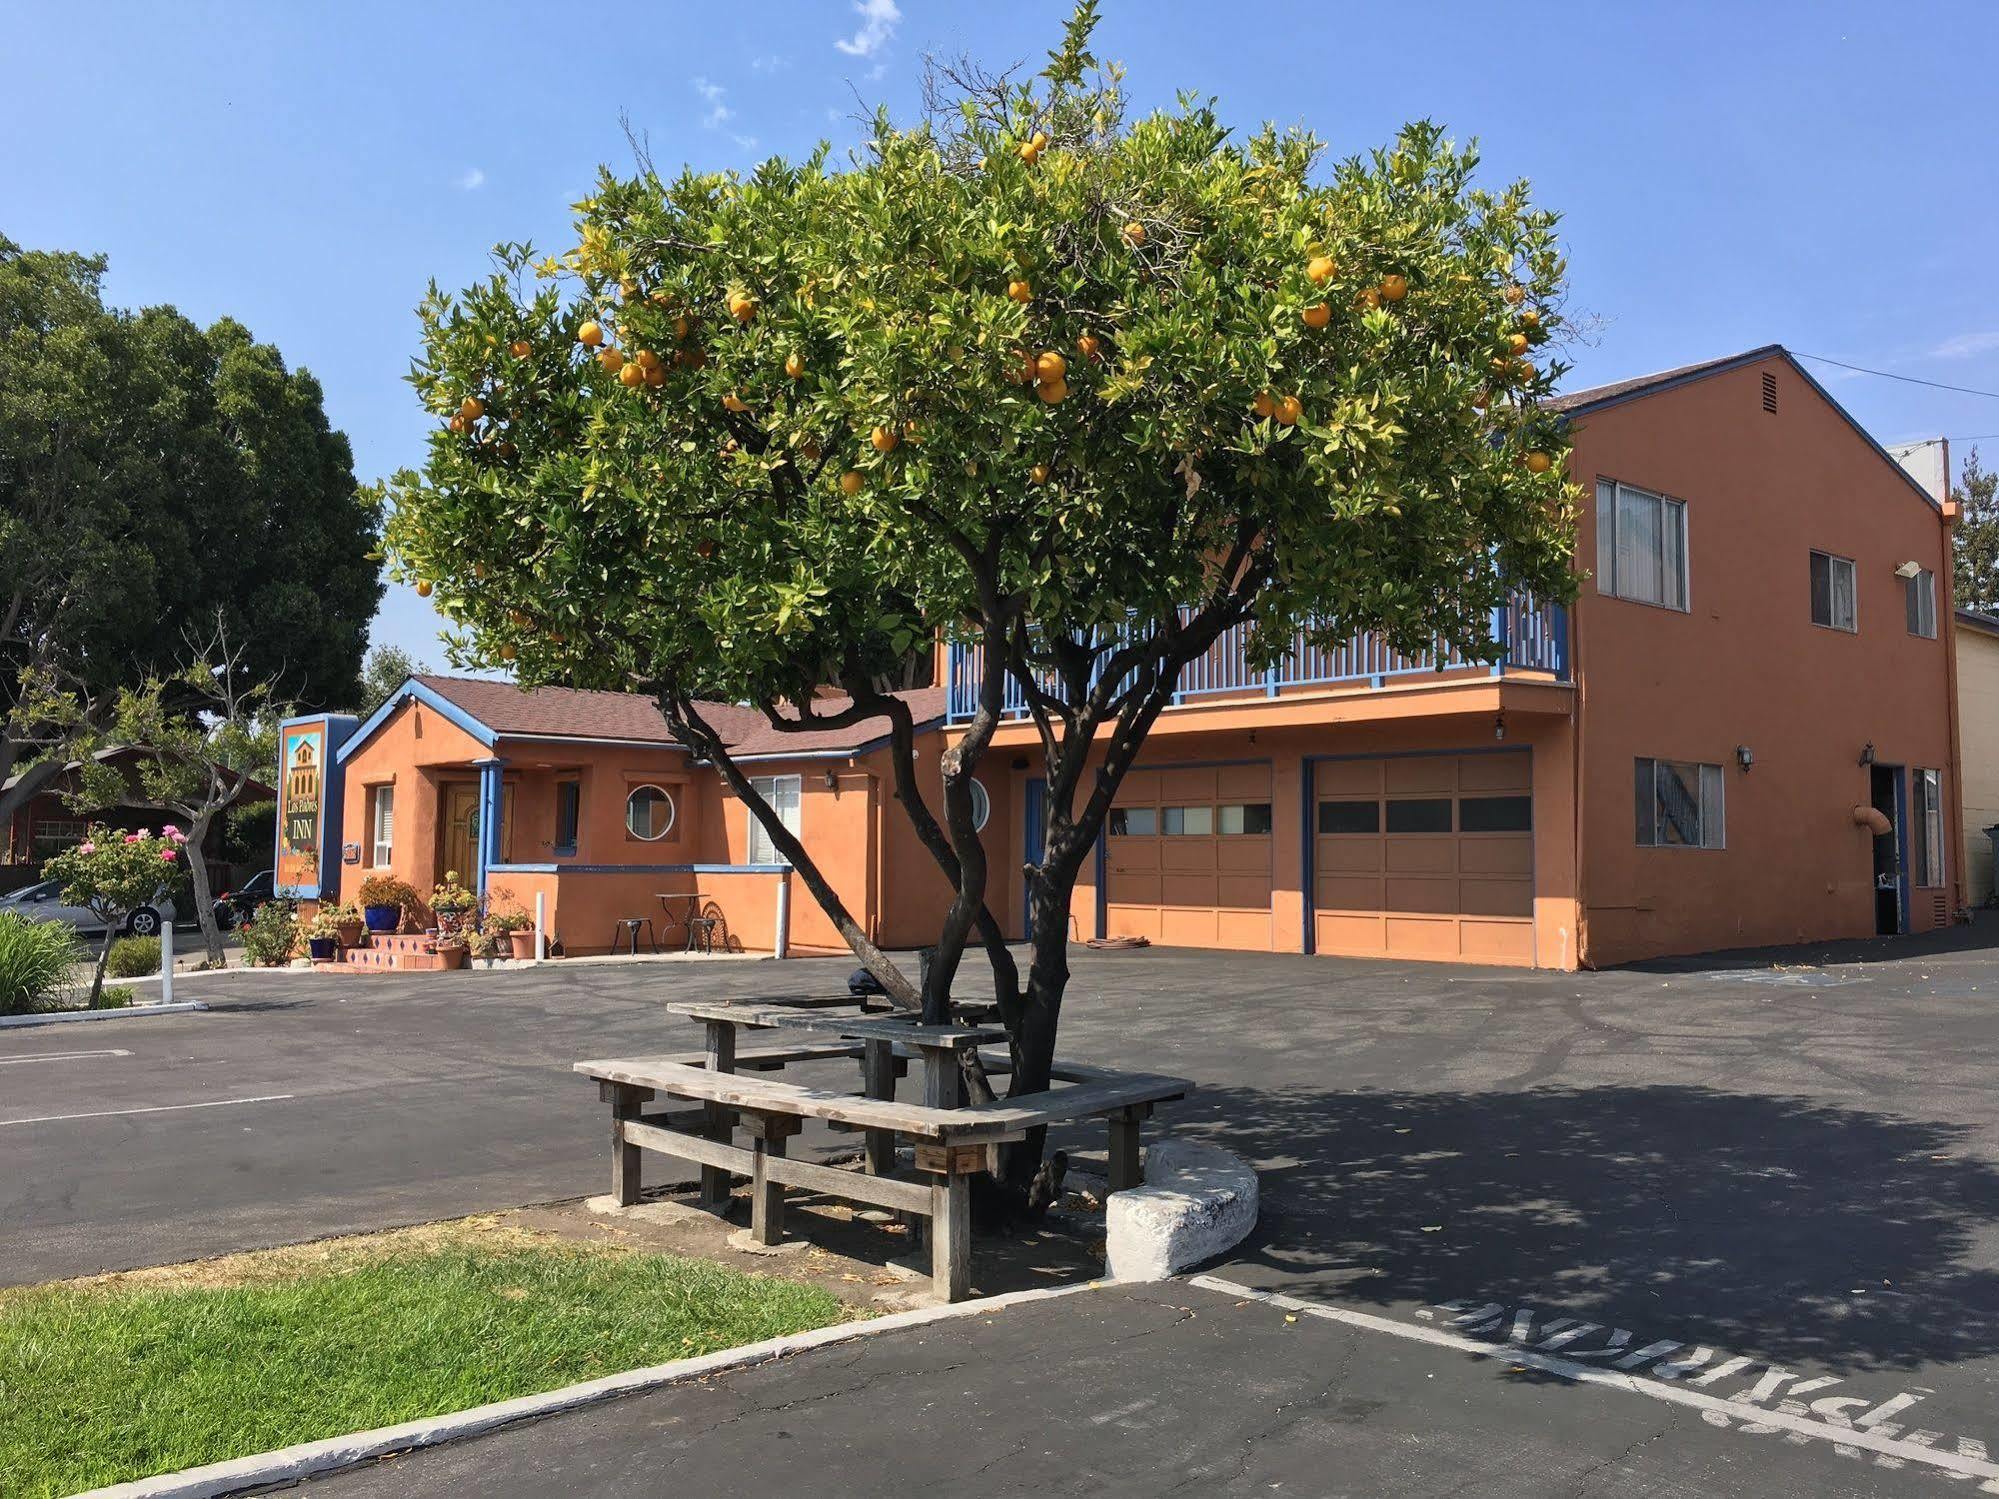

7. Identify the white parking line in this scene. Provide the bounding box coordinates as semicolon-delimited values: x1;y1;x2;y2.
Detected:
1190;1275;1999;1491
0;1093;293;1128
0;1047;133;1065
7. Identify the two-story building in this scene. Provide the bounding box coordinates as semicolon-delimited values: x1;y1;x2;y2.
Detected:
951;345;1962;967
282;345;1962;968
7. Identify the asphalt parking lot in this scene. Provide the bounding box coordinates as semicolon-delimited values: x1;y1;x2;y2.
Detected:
12;925;1999;1494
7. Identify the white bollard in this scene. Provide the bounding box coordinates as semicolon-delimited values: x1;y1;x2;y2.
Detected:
534;891;547;963
160;919;173;1005
774;868;791;960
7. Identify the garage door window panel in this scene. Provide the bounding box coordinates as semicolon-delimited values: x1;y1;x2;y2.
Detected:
1160;805;1214;836
1109;807;1157;837
1459;795;1532;833
1386;798;1453;833
1318;800;1380;835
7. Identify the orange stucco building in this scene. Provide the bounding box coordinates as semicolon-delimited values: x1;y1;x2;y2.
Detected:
281;346;1964;969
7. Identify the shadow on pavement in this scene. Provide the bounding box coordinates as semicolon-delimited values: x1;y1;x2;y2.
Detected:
1159;1080;1999;1375
1618;909;1999;975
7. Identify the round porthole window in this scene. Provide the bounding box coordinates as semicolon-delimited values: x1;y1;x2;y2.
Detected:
968;777;991;833
626;784;676;840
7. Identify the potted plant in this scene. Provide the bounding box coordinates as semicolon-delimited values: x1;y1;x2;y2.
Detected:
429;872;477;937
356;874;415;934
486;905;535;958
303;907;343;961
465;929;499;967
321;899;364;947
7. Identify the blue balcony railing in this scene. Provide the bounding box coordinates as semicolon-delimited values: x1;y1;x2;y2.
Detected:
944;595;1568;724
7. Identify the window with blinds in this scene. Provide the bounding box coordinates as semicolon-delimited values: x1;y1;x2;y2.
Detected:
1595;480;1689;610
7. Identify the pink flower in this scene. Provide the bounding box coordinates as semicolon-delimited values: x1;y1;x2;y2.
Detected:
124;834;141;844
159;850;177;863
167;827;188;842
78;842;95;855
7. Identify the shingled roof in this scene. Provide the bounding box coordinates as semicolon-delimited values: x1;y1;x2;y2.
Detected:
412;675;945;759
1543;345;1786;414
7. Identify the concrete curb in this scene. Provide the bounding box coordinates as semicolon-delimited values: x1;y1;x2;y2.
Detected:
71;1278;1100;1498
0;1001;207;1029
1105;1139;1259;1282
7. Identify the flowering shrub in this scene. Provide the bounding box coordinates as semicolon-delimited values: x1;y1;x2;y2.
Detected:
42;824;186;1007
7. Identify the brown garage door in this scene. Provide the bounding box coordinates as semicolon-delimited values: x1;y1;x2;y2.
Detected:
1105;763;1273;950
1312;751;1534;965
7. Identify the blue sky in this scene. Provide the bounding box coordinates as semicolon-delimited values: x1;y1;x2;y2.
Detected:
6;0;1998;668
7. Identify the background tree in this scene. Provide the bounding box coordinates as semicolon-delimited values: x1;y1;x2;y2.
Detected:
80;612;281;967
383;5;1578;1193
1955;448;1999;612
0;234;383;830
357;643;428;714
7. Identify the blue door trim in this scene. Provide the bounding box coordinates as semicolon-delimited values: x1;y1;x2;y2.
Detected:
1023;777;1046;943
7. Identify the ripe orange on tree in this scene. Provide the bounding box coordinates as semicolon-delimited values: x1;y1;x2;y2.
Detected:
508;339;532;358
1076;333;1102;360
415;579;433;597
635;349;661;372
1356;286;1382;310
598;347;625;373
1029;462;1050;485
1122;221;1146;247
1037;378;1068;404
1007;279;1032;303
1301;303;1331;329
499;643;517;662
1507;332;1530;356
1379;274;1409;302
723;391;751;412
1251;390;1276;419
1306;254;1336;285
1036;350;1067;384
839;469;865;495
728;292;756;323
1274;394;1303;426
1504;283;1527;305
644;364;665;388
577;321;604;347
1525;450;1553;474
870;424;899;453
459;396;484;421
618;363;645;388
785;352;806;379
447;414;467;433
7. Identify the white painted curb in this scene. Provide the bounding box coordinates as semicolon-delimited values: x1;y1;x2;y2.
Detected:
1105;1139;1258;1282
71;1278;1100;1499
0;1001;207;1029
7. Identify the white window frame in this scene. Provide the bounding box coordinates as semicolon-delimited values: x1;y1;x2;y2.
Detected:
624;783;676;842
1810;550;1857;632
1595;479;1689;611
1906;568;1938;639
1635;758;1725;849
370;785;395;866
747;774;802;866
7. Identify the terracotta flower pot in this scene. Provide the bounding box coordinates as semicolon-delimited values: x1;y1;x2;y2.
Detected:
506;929;537;959
335;920;363;947
434;942;467;970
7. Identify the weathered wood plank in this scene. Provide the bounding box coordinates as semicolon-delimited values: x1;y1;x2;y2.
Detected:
931;1173;971;1301
750;1134;786;1245
618;1119;933;1215
609;1083;643;1207
580;1060;960;1138
1108;1107;1143;1192
701;1021;737;1208
861;1038;896;1177
943;1074;1190;1140
663;1003;1005;1051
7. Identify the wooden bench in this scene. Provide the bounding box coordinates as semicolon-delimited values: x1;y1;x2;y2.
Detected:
575;1037;1189;1301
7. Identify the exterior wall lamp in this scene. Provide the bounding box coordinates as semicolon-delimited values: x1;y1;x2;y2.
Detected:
1894;560;1923;579
1494;712;1506;741
1859;743;1876;767
1736;744;1754;772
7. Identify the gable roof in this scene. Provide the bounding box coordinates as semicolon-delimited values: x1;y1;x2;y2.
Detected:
336;674;946;765
1548;344;1941;513
1957;607;1999;639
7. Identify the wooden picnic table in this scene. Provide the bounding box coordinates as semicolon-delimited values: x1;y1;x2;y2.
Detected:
577;996;1190;1301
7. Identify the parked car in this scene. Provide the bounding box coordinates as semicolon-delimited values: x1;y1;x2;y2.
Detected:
214;869;276;930
0;880;177;937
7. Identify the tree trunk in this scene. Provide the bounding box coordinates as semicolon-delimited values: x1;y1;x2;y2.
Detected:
185;809;223;967
88;923;115;1009
996;874;1076;1188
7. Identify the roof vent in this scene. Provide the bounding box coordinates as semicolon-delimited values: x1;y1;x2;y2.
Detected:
1761;371;1778;414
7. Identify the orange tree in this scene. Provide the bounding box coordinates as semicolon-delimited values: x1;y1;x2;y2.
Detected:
383;4;1578;1192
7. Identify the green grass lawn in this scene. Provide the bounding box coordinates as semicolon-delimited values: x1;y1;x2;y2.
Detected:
0;1223;851;1497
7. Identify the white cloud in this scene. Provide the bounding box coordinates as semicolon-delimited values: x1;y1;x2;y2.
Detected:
750;54;790;74
834;0;899;58
457;167;486;191
1929;331;1999;361
693;75;733;129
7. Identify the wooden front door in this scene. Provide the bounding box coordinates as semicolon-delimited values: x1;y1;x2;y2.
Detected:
441;783;479;884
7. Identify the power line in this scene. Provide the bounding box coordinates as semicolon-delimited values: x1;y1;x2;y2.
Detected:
1793;351;1999;402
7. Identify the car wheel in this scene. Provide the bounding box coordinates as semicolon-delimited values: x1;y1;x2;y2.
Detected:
125;907;162;938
